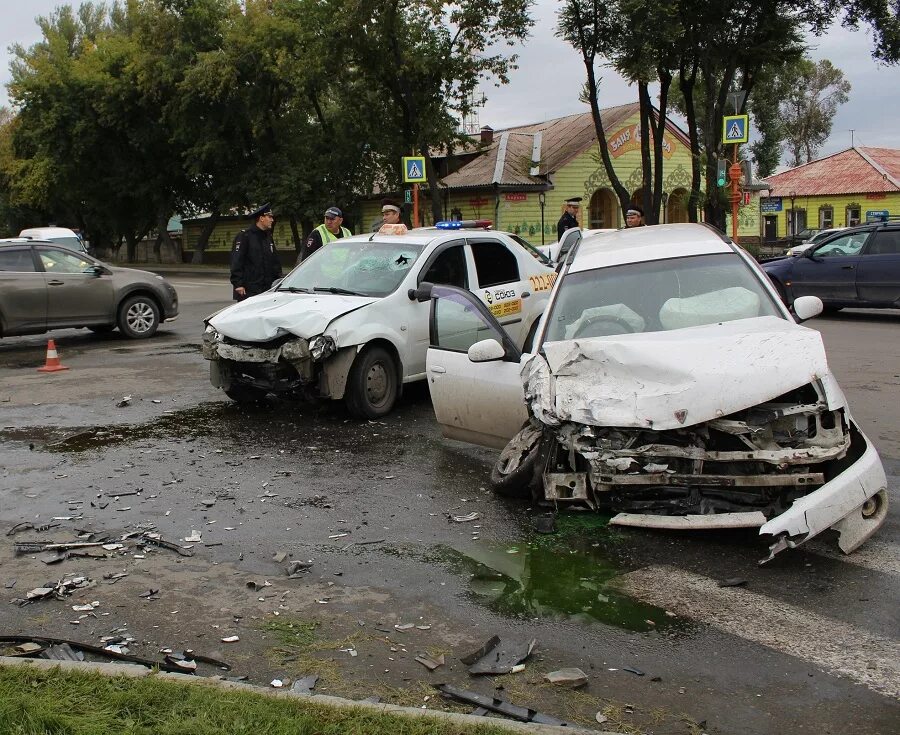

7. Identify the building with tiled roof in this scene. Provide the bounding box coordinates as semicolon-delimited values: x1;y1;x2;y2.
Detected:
761;147;900;241
361;103;754;245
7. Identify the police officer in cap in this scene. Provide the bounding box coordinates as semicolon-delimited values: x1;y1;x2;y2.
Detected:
557;197;581;241
624;204;645;228
304;206;352;258
230;203;283;301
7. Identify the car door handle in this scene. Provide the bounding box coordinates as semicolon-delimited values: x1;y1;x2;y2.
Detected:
430;366;446;374
47;280;65;286
840;265;855;270
521;291;531;298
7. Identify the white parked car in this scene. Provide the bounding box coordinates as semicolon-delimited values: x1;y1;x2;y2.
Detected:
784;227;845;256
19;226;89;254
202;223;557;417
419;223;889;562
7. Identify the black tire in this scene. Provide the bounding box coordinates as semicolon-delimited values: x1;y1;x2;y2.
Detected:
88;325;115;334
345;346;399;419
224;383;268;403
117;295;160;339
490;423;543;498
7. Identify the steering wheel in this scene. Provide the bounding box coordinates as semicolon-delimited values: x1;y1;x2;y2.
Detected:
572;315;636;338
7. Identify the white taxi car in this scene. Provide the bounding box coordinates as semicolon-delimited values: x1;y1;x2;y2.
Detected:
202;221;556;417
418;223;889;561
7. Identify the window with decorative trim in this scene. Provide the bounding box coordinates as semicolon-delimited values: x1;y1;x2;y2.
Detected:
846;203;861;227
819;205;834;229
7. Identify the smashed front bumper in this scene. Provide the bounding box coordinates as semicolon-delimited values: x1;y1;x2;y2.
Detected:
536;387;889;560
201;328;336;393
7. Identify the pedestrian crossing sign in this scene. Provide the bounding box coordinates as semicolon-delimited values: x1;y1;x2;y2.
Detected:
722;115;749;144
402;156;427;183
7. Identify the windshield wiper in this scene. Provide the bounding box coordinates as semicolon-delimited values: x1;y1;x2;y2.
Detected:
276;286;310;293
313;286;366;296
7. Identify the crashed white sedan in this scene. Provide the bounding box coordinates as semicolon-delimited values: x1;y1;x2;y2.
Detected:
419;223;889;561
202;223;556;417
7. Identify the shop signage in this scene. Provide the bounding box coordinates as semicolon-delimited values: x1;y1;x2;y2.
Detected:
760;197;783;213
607;125;674;159
504;193;527;202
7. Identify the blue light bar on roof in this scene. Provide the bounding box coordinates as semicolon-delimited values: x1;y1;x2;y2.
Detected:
435;220;493;230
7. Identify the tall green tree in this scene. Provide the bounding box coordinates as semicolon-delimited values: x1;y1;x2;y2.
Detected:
780;58;851;166
340;0;534;224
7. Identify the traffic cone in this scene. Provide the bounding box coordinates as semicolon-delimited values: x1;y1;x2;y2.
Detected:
37;339;69;373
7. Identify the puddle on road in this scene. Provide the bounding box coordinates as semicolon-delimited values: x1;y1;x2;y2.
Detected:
417;517;688;633
0;401;413;457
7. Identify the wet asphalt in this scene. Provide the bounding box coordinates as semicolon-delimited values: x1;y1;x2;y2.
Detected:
0;284;897;734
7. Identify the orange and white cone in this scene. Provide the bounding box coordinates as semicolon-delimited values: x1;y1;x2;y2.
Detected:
37;339;69;373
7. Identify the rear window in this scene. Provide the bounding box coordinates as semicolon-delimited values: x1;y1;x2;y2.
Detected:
0;248;36;272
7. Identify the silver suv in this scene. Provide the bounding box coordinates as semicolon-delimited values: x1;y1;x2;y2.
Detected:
0;239;178;339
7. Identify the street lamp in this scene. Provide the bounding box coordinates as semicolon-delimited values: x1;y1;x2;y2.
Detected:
788;190;797;240
660;192;669;224
538;192;546;246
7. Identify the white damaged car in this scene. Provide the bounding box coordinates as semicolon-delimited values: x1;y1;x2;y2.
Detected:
202;223;556;417
417;223;890;562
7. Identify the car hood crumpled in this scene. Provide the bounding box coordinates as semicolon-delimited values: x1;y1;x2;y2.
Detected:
523;316;834;431
208;292;378;342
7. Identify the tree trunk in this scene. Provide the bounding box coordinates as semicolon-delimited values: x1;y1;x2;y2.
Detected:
192;208;221;265
154;212;173;263
290;215;304;263
652;69;672;224
638;82;654;224
680;62;701;223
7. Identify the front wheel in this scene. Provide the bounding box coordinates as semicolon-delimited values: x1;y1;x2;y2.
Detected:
490;423;544;498
224;383;268;403
345;346;399;418
117;295;160;339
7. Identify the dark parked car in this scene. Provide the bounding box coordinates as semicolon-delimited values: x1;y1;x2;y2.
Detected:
0;239;178;339
762;222;900;311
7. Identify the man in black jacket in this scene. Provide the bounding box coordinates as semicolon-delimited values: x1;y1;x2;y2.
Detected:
230;203;283;301
556;197;581;241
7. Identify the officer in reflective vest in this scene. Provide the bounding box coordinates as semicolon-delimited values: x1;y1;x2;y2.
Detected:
304;206;352;258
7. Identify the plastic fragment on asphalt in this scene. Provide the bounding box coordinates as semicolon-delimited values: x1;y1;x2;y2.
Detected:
394;623;415;631
184;530;202;543
623;666;645;676
596;712;609;724
544;667;588;688
221;636;239;643
460;635;537;675
271;679;284;688
116;395;132;407
434;684;571;726
287;561;312;577
272;551;287;563
291;675;318;694
414;653;445;671
451;512;480;523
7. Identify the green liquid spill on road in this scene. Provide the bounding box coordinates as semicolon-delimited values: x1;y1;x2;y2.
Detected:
425;519;686;633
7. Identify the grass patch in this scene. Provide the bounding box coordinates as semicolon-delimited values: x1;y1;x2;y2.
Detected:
0;664;518;735
262;617;320;647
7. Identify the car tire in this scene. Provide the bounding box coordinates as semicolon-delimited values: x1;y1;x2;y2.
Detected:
224;384;268;403
490;423;543;498
117;295;160;339
345;346;399;419
88;325;115;334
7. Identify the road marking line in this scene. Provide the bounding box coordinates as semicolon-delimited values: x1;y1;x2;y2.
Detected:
807;539;900;576
616;565;900;698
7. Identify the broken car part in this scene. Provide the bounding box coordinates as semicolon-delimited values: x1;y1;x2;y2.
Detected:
435;684;572;726
460;635;536;675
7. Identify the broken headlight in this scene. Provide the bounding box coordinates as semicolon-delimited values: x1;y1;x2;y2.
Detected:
309;334;337;362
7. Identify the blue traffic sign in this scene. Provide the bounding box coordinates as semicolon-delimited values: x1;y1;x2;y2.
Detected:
722;115;749;144
402;156;427;183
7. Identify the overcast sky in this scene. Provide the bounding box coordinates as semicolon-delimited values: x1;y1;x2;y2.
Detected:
2;1;897;159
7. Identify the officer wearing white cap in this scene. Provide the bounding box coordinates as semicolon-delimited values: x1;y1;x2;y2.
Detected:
557;197;581;240
624;204;645;228
305;205;352;258
230;202;283;301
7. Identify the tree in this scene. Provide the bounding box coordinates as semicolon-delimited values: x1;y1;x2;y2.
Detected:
780;59;851;167
341;0;534;224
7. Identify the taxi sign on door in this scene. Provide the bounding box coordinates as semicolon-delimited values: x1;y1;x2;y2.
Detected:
402;156;427;183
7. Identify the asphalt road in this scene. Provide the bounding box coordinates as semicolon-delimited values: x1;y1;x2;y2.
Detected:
0;275;897;734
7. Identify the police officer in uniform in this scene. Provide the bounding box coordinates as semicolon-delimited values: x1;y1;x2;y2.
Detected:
624;204;645;228
556;197;581;241
230;203;283;301
304;205;352;259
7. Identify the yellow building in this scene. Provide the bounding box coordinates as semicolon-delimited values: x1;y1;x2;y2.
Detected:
363;102;763;244
762;147;900;241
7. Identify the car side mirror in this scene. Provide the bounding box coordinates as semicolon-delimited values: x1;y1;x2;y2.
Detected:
792;295;823;322
86;265;105;276
468;338;506;363
410;281;433;302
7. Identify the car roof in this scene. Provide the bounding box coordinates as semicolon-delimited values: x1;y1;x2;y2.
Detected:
19;227;79;237
569;223;733;273
0;237;59;246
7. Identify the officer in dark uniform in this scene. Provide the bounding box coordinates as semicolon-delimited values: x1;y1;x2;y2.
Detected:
556;197;581;241
624;204;645;228
230;203;283;301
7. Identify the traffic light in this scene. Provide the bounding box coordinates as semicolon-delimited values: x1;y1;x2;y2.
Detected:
716;159;727;187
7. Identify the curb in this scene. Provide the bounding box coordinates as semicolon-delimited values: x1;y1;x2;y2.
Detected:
0;657;608;734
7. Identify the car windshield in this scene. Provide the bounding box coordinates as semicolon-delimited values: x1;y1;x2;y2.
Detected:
278;240;426;297
543;253;783;342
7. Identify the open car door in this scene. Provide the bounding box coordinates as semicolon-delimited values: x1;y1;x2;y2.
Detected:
418;283;528;449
